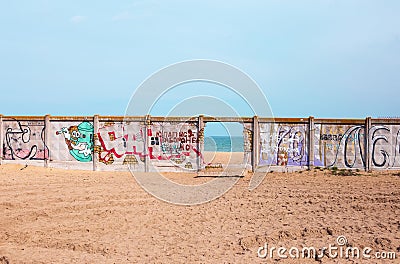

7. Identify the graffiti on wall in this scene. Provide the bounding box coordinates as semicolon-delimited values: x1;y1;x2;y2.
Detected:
258;123;400;169
56;121;94;162
94;122;145;166
3;120;49;160
259;123;308;166
148;122;200;169
93;121;202;169
314;124;400;169
3;117;400;171
369;125;400;168
314;125;365;168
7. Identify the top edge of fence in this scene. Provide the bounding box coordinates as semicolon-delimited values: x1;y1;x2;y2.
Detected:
313;118;366;124
1;115;400;125
2;116;54;121
371;118;400;124
259;117;308;123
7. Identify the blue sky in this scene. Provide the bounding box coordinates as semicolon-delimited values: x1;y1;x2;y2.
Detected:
1;0;399;119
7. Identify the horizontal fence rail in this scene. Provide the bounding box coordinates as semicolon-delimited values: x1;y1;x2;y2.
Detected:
1;115;399;172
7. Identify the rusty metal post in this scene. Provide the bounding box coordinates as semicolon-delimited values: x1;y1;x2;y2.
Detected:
93;115;99;171
0;115;3;165
145;115;151;172
44;115;50;168
365;117;371;171
251;116;260;172
197;115;204;172
308;116;315;170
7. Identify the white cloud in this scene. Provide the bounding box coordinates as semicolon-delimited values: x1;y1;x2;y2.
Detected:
70;15;87;24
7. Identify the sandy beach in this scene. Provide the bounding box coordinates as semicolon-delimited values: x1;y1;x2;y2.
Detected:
0;153;399;263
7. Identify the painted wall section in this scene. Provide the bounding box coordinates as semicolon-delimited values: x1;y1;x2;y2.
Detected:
51;121;94;162
94;121;145;170
3;120;48;160
1;116;400;171
313;124;400;169
314;124;365;168
259;123;308;166
369;125;400;169
148;122;200;170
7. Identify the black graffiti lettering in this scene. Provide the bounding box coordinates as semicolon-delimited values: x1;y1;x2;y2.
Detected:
320;133;342;141
372;127;390;167
4;120;48;160
325;125;365;168
267;125;307;165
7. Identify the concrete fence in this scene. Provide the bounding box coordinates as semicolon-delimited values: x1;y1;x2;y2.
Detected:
1;115;399;172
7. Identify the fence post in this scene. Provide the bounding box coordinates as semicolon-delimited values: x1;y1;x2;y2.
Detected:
197;115;204;172
365;117;371;171
93;115;99;171
144;115;151;172
44;114;50;168
0;115;3;165
251;116;260;172
308;116;315;170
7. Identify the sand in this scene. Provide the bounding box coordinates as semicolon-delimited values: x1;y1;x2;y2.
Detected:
0;154;400;263
202;151;246;165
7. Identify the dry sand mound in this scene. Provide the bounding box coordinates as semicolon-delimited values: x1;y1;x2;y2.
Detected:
0;163;399;263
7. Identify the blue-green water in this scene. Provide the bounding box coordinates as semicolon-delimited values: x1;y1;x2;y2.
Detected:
204;136;243;152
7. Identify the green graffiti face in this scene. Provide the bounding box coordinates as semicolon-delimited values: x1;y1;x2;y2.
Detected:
69;122;94;162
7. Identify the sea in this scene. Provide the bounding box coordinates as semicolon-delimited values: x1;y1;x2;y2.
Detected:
204;136;244;152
